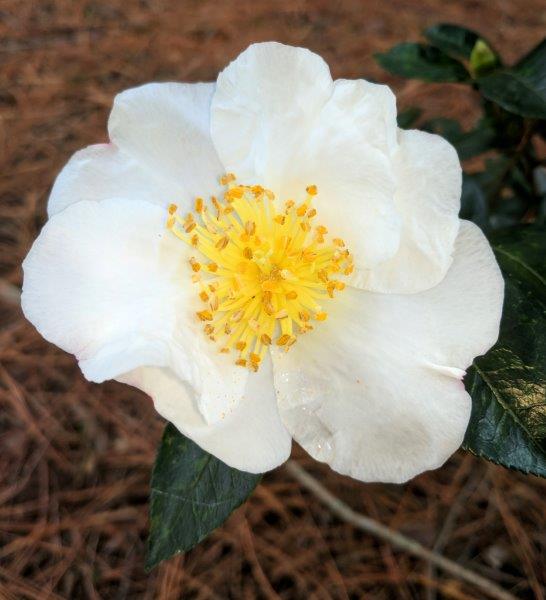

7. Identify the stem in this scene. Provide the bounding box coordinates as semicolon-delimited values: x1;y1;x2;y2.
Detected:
285;460;517;600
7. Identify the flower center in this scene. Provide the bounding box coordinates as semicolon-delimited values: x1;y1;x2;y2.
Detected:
167;175;353;371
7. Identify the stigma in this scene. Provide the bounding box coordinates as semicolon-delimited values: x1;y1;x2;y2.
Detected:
167;175;353;371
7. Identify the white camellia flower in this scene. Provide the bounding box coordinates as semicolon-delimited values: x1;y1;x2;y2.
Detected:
22;42;504;483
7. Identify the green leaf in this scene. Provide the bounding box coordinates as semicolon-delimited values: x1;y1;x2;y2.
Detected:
535;166;546;225
470;40;500;77
424;23;480;59
477;38;546;119
396;106;422;129
482;100;526;151
375;43;469;82
463;226;546;477
468;156;511;206
489;195;528;230
455;120;496;160
422;117;463;139
460;174;489;230
147;424;261;570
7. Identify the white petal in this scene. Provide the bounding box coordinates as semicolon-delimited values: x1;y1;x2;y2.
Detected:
108;82;224;206
353;129;462;293
211;42;334;182
48;143;182;217
212;47;402;271
276;79;402;269
48;83;224;217
22;197;247;424
119;353;292;473
271;221;503;483
316;78;398;156
213;44;461;292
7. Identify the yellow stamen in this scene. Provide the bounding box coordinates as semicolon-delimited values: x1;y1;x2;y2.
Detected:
166;176;351;371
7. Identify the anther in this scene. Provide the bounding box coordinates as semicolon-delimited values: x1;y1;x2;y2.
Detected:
215;236;229;250
189;257;201;272
277;334;291;346
167;177;347;370
220;173;236;185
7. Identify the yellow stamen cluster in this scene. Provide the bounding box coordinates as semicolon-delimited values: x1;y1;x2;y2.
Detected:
167;175;353;371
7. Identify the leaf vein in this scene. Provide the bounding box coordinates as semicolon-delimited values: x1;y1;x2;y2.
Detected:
495;246;546;288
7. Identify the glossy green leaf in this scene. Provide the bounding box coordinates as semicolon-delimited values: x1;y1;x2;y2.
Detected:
147;424;261;570
375;43;469;82
463;226;546;477
477;38;546;119
424;23;480;59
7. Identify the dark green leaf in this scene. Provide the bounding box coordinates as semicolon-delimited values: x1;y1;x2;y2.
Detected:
422;117;463;139
455;120;496;160
147;425;261;570
463;226;546;477
482;100;526;150
489;195;528;230
422;117;495;160
535;166;546;225
472;156;511;201
375;43;469;82
460;174;489;230
396;106;422;129
424;23;480;59
515;38;546;89
477;38;546;119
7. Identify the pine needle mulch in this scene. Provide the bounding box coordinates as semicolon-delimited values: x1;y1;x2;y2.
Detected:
1;1;545;598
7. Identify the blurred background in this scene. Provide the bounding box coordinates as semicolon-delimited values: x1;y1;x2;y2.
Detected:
1;1;545;598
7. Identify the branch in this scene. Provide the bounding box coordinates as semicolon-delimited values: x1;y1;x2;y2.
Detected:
285;460;516;600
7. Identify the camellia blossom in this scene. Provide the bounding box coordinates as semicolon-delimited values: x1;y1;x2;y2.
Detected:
22;42;504;483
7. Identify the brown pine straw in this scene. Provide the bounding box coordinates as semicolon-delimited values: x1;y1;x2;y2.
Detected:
0;274;537;600
285;461;516;600
1;1;546;597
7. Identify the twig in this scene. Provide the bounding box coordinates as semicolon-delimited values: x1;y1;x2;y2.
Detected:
426;463;485;600
285;460;517;600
